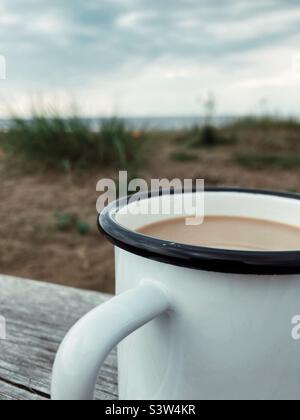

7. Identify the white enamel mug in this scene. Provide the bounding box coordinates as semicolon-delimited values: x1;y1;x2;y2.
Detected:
52;188;300;400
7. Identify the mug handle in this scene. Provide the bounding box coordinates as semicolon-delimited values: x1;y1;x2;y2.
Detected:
51;281;171;400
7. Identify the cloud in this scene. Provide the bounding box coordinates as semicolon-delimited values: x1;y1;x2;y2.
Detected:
115;11;157;29
0;0;300;116
29;14;66;35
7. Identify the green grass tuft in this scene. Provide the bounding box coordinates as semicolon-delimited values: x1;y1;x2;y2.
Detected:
54;211;91;235
1;111;147;171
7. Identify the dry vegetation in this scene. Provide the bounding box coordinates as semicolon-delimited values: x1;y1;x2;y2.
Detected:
1;115;300;293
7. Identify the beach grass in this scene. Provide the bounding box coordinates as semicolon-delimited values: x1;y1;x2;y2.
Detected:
0;111;147;171
227;116;300;131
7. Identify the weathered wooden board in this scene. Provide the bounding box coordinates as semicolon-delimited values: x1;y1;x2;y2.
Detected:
0;275;118;400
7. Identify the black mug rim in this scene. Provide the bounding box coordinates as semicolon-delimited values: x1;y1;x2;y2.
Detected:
98;187;300;275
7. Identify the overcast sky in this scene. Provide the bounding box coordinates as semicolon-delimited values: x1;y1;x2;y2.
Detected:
0;0;300;117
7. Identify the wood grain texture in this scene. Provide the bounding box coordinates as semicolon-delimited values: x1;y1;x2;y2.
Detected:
0;275;118;400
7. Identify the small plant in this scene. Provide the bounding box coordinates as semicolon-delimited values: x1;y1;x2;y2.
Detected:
193;92;219;147
170;151;199;162
54;212;76;232
75;219;91;236
182;125;226;149
176;93;221;148
54;212;91;235
200;125;219;147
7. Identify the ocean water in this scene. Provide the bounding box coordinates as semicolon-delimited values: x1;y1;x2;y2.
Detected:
108;116;235;131
0;116;235;132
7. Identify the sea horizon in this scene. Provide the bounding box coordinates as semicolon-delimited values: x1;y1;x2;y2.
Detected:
0;115;248;132
1;114;299;132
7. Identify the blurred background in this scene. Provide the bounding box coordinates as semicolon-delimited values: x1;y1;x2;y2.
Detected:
0;0;300;293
